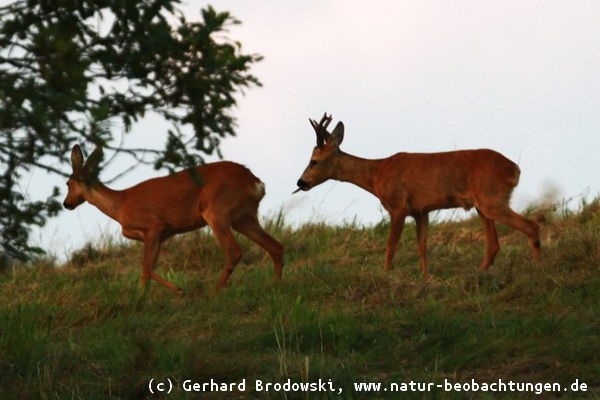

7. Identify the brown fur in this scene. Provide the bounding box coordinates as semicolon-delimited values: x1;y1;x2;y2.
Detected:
296;114;540;278
64;145;284;294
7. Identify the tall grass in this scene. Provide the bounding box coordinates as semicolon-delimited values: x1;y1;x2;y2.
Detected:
0;200;599;399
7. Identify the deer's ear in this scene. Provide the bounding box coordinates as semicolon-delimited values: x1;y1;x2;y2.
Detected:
329;121;345;147
84;146;103;176
71;145;84;173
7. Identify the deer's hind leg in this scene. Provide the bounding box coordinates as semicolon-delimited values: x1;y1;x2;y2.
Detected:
232;214;284;280
205;214;243;288
478;205;541;262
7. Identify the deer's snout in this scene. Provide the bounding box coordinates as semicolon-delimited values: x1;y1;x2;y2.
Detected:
63;196;84;210
296;179;310;191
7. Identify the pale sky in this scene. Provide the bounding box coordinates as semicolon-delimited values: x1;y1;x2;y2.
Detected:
22;1;600;260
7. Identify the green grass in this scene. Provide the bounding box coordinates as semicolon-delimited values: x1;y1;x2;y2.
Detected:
1;201;600;399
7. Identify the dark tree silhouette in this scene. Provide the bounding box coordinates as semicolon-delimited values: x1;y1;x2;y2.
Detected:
0;0;262;260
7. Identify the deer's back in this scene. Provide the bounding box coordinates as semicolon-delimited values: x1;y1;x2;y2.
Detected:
374;149;520;212
121;161;263;230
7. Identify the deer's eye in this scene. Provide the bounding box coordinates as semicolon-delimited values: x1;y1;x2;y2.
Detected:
309;160;319;167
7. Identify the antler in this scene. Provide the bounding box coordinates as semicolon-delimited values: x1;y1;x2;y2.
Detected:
309;113;333;147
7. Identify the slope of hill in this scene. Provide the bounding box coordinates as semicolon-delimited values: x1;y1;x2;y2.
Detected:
1;201;599;399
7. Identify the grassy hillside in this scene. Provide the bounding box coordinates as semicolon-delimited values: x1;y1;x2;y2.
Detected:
1;200;599;399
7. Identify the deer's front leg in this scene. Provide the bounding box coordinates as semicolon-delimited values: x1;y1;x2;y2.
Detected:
413;212;431;279
141;232;161;289
141;231;184;295
384;213;406;272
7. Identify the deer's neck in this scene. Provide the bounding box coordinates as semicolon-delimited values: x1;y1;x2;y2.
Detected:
334;152;382;195
86;182;125;223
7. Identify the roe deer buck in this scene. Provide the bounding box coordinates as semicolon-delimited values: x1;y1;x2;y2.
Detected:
295;113;540;278
63;144;284;294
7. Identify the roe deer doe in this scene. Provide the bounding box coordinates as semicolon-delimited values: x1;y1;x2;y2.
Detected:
64;145;284;294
